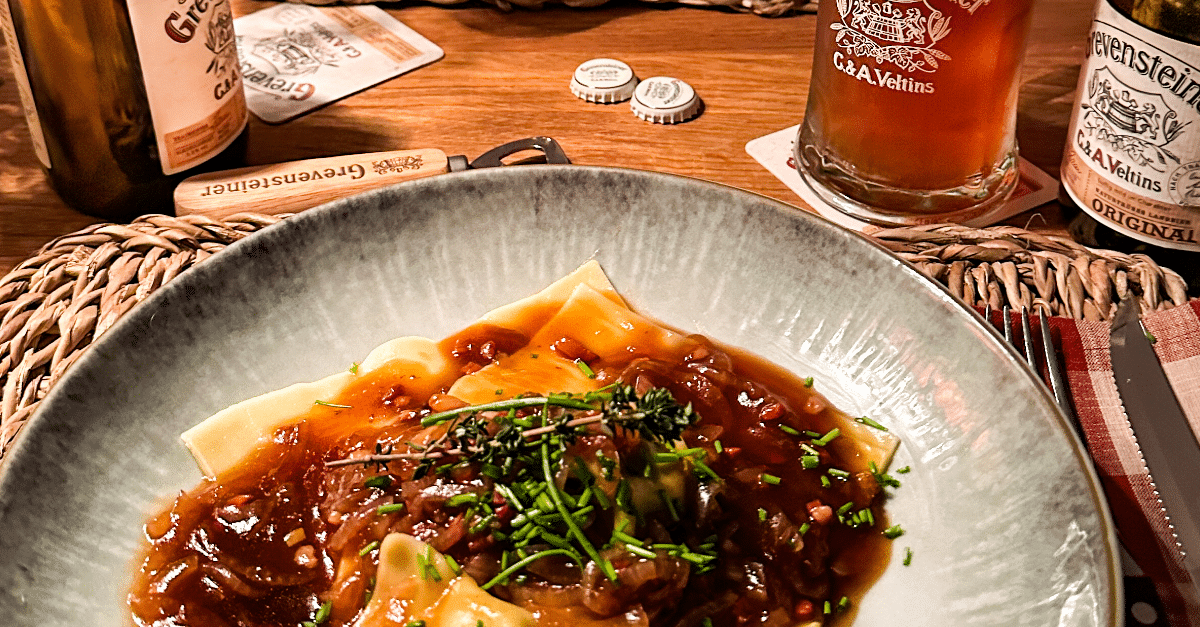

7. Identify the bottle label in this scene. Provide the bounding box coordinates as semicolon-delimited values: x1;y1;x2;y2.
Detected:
0;0;51;168
126;0;247;175
1061;0;1200;252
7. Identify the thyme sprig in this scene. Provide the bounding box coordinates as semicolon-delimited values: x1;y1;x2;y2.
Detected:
325;385;696;469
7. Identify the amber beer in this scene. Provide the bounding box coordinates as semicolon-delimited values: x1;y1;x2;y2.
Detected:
795;0;1036;224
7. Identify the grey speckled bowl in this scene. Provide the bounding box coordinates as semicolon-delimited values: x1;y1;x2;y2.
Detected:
0;166;1118;626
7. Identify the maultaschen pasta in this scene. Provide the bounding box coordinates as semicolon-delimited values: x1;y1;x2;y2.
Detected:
129;262;901;627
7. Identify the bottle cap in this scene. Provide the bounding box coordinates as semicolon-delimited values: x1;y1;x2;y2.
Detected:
630;77;702;124
570;59;639;104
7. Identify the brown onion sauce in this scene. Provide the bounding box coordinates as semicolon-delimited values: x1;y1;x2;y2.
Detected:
129;322;892;627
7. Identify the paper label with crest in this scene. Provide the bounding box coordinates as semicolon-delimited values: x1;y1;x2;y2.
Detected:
234;4;443;124
126;0;248;174
1061;0;1200;251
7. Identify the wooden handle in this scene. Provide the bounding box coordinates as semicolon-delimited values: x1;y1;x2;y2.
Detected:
174;148;451;219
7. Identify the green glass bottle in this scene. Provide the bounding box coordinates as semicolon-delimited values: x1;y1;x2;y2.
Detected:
0;0;248;221
1059;0;1200;294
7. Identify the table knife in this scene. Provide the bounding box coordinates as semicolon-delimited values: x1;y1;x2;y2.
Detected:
173;137;570;220
1110;296;1200;599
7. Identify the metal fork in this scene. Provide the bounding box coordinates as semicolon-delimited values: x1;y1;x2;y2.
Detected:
983;305;1082;444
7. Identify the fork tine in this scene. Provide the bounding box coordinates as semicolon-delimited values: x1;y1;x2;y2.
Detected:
1038;309;1077;425
1020;306;1037;367
1002;305;1014;345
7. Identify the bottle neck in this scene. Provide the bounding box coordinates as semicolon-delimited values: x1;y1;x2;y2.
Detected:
1110;0;1200;44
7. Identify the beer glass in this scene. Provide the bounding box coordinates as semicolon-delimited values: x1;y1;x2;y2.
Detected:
795;0;1036;225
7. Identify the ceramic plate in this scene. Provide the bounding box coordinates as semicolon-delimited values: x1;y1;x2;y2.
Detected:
0;166;1118;626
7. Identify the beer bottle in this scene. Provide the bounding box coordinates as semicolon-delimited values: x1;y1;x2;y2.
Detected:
0;0;248;221
1059;0;1200;294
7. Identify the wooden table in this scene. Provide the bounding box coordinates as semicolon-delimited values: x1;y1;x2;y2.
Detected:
0;0;1092;276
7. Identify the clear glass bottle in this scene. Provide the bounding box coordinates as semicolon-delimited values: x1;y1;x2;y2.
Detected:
1059;0;1200;293
0;0;248;221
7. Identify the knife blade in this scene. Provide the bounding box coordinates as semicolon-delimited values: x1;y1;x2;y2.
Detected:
173;136;570;220
1110;296;1200;597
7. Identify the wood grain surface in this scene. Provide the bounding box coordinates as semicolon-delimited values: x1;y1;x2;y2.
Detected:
0;0;1092;275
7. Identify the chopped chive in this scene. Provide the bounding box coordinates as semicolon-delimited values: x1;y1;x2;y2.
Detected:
820;475;831;488
480;549;582;590
691;458;721;482
349;362;359;374
779;424;802;436
855;416;888;431
798;522;810;535
653;452;681;464
758;507;768;521
837;596;851;612
575;359;596;378
903;547;913;565
827;468;850;479
406;621;426;627
714;440;724;454
660;490;680;522
626;544;657;559
377;503;405;515
1146;330;1157;344
446;493;479;508
761;473;781;485
315;601;332;623
703;618;714;627
863;508;875;526
868;460;879;474
814;428;841;446
417;551;430;579
883;524;905;539
897;466;911;474
531;353;539;358
541;442;614;582
571;457;596;483
477;621;485;627
803;376;815;387
359;540;380;557
824;600;832;615
495;389;504;395
425;547;442;581
469;514;495;534
800;443;821;457
837;501;855;515
592;486;612;509
314;399;352;408
364;475;392;489
444;554;462;575
481;464;503;480
803;430;822;438
615;479;635;513
801;455;821;469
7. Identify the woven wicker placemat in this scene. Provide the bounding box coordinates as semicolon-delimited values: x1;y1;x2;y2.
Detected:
0;216;1189;460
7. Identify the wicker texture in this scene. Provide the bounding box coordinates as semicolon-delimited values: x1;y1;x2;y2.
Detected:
0;214;286;459
0;218;1191;460
872;224;1190;321
286;0;806;18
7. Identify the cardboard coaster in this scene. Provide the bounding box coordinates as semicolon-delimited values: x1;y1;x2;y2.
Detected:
746;124;1059;231
236;4;444;123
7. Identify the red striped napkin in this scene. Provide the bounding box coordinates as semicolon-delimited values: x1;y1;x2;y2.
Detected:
1053;301;1200;626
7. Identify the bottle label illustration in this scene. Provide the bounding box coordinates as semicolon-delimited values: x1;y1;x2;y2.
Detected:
1062;0;1200;251
127;0;247;174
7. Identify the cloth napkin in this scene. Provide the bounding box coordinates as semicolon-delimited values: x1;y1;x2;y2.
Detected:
1053;300;1200;626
